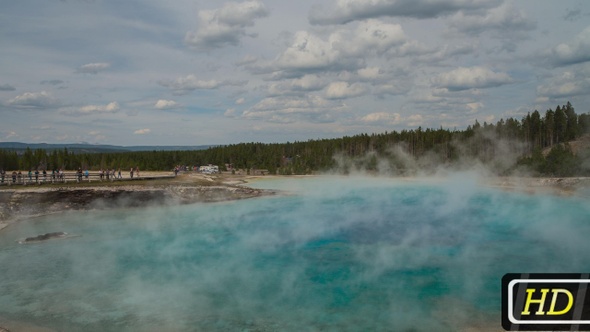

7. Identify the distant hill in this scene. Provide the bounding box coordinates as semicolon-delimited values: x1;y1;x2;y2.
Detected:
0;142;213;153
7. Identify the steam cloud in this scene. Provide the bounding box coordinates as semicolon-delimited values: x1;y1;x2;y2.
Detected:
0;176;588;330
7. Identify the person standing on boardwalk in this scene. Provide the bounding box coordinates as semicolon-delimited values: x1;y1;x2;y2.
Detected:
0;169;4;183
28;170;32;183
34;169;39;183
117;168;122;179
135;167;140;178
42;169;47;182
130;167;134;179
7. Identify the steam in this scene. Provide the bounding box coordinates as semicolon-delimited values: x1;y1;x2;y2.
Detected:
0;177;589;331
329;129;531;178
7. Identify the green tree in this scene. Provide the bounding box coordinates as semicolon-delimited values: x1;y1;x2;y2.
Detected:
563;101;578;140
544;143;579;176
554;105;567;143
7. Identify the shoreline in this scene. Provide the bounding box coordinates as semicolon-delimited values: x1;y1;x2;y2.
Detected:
1;173;588;233
0;172;276;232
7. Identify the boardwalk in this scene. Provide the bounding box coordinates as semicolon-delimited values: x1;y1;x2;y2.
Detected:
0;171;175;186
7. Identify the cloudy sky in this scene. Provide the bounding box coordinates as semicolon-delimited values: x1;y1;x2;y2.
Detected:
1;0;589;146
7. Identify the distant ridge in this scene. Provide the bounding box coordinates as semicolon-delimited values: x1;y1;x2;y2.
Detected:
0;142;213;153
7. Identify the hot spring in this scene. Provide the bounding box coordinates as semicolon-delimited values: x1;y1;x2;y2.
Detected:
0;176;589;331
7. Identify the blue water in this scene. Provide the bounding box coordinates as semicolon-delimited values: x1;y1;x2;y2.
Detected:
0;176;589;331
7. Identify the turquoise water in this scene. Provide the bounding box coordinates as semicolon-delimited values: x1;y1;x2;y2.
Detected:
0;176;589;331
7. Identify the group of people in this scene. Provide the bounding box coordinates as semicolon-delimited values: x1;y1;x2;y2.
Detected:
0;168;67;184
96;168;123;181
0;166;142;185
129;167;140;178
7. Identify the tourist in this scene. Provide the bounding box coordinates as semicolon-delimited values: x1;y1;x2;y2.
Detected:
28;170;32;183
12;171;17;183
77;168;83;182
42;169;47;182
35;169;39;183
117;168;122;179
0;169;5;183
130;167;134;179
18;171;22;184
85;169;89;180
136;166;140;178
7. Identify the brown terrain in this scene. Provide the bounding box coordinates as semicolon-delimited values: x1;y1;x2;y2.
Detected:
0;172;274;231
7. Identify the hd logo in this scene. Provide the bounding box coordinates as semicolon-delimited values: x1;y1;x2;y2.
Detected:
502;273;590;331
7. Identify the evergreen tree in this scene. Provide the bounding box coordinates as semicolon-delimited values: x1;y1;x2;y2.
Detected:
544;143;579;176
544;109;555;146
554;106;567;143
563;101;578;140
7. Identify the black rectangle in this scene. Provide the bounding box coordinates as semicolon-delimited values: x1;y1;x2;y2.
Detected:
502;273;590;331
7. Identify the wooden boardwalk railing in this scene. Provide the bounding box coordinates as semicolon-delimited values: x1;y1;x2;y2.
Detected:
0;172;175;186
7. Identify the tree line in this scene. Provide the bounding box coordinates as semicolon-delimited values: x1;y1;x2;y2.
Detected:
1;102;589;177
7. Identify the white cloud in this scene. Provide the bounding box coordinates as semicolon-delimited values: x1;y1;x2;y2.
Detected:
61;101;120;116
357;67;383;80
76;62;110;74
309;0;502;25
266;75;328;96
235;98;245;105
360;112;401;124
275;31;347;73
332;20;407;57
235;55;259;66
7;91;61;109
406;114;424;126
134;128;151;135
412;92;445;104
270;21;410;78
291;75;327;91
546;26;590;66
243;95;344;124
432;66;513;91
536;70;590;99
374;83;410;96
154;99;180;110
466;102;484;114
158;74;246;95
448;3;536;36
185;0;268;49
325;81;367;99
359;112;427;127
224;108;237;118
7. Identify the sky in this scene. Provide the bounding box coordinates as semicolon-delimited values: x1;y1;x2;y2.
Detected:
1;0;589;146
